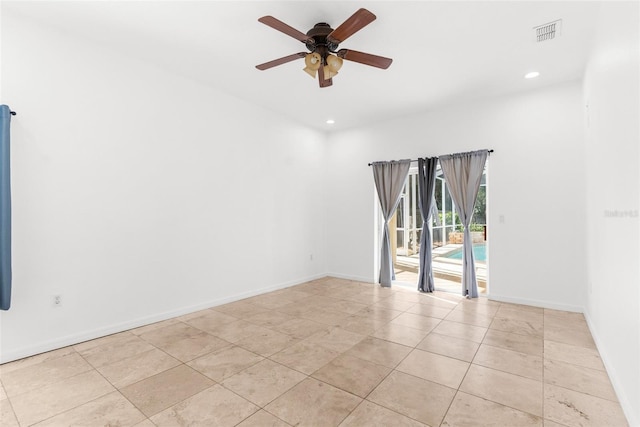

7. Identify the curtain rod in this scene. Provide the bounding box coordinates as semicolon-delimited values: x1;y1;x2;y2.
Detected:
367;149;493;166
10;111;16;116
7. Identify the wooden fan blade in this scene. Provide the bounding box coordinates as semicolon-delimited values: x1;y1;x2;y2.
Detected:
318;64;333;88
258;16;313;43
256;52;306;70
337;49;393;69
327;8;376;44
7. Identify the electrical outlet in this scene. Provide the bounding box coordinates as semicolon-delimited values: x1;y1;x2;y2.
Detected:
53;295;62;307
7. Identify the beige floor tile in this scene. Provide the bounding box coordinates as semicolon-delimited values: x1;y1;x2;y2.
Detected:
417;332;480;362
132;419;155;427
33;391;145;427
73;331;136;353
397;349;470;389
325;299;369;315
543;420;568;427
456;300;500;316
368;370;456;426
275;318;327;340
188;346;263;382
235;328;300;357
339;400;426;426
459;364;543;416
131;319;181;336
206;320;272;344
1;346;77;376
371;322;429;347
544;359;617;402
543;340;604;371
311;353;391;398
97;348;180;388
433;320;487;343
265;378;362;427
390;312;442;332
442;391;543;427
158;331;232;362
543;313;589;333
245;310;296;327
0;399;18;427
186;308;245;331
212;300;268;318
345;337;412;368
0;383;6;401
11;370;114;426
544;383;627;427
237;409;290;427
495;306;544;323
406;302;453;319
247;294;297;310
544;323;596;349
482;329;543;356
445;308;495;327
222;359;306;407
1;352;92;397
372;298;416;311
336;315;386;335
415;294;461;310
299;308;350;326
304;327;365;353
490;317;543;337
120;365;214;417
499;302;543;313
543;309;585;322
150;384;258;426
270;340;340;375
78;334;155;368
138;322;203;348
473;344;543;380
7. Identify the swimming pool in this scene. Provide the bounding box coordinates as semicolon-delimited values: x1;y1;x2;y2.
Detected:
445;244;487;262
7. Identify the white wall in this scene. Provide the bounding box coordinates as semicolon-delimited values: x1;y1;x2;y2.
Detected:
0;13;327;362
326;81;587;311
583;2;640;425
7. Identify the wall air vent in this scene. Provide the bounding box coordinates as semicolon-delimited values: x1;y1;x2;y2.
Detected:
534;20;562;42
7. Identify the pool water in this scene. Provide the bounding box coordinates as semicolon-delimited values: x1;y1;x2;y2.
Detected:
446;244;487;262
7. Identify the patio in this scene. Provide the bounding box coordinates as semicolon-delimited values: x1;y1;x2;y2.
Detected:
394;244;487;294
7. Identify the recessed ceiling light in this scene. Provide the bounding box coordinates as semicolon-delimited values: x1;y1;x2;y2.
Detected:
524;71;540;79
326;119;335;124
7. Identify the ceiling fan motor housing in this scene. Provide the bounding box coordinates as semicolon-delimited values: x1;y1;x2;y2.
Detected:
306;23;339;53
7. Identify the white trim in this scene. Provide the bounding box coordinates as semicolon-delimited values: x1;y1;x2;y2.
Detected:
326;272;374;284
0;273;327;364
583;311;639;427
487;293;583;312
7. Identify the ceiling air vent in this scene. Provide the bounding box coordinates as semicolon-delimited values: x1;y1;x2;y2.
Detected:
534;20;562;42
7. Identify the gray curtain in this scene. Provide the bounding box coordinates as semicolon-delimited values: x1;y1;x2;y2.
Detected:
372;160;411;287
0;105;12;310
439;150;488;298
417;157;438;293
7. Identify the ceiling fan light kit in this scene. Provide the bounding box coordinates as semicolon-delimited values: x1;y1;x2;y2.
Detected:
256;8;392;88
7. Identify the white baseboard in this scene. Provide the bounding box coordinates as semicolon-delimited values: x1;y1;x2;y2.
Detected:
583;311;639;427
0;273;327;364
326;272;375;284
487;293;583;312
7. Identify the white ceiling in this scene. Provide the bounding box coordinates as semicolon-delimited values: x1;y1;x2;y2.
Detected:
3;1;602;131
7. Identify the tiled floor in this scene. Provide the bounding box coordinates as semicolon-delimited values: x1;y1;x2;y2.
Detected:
0;277;629;426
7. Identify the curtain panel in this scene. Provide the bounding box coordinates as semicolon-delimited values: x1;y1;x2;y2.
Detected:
0;105;12;310
439;150;488;298
372;160;411;287
417;157;438;292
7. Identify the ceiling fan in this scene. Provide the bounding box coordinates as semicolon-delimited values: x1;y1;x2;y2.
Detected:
256;8;393;88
